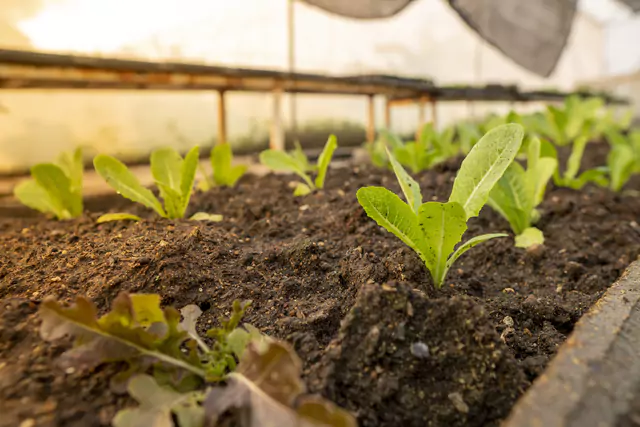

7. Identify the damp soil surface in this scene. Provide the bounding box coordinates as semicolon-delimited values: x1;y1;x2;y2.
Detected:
2;146;640;427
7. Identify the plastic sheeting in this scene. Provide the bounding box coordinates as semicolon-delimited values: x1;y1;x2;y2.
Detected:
448;0;578;77
618;0;640;12
299;0;413;19
300;0;579;78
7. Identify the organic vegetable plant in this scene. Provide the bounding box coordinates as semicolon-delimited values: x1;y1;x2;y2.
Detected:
357;123;524;288
198;143;247;190
260;135;337;196
14;147;84;220
540;134;608;190
487;137;557;248
94;146;220;223
38;292;355;427
539;95;604;146
394;124;459;173
369;125;460;173
600;128;640;192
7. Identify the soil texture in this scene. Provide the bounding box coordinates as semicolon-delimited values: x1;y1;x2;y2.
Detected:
1;145;640;427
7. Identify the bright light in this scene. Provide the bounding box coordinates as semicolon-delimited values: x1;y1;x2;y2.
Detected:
18;0;225;53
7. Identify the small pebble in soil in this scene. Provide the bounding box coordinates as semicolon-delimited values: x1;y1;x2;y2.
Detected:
448;392;469;414
502;316;514;327
410;342;429;359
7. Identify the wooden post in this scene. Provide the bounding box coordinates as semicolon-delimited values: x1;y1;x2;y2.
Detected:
270;87;285;150
430;99;438;128
384;97;392;130
416;96;427;140
367;94;375;143
217;90;227;145
287;0;298;142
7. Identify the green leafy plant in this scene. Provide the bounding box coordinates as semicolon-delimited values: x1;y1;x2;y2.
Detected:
598;128;640;192
198;144;247;190
368;125;461;173
541;95;604;146
606;142;635;192
540;135;608;190
357;123;524;288
94;146;220;222
455;122;483;155
487;137;557;248
365;130;404;169
260;135;338;196
39;292;355;427
14;148;84;219
392;124;459;173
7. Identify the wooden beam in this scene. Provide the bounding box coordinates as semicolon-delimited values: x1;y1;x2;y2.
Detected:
270;87;285;150
217;90;227;145
367;94;375;143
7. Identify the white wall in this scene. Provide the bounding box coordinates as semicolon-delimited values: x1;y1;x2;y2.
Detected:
0;0;606;173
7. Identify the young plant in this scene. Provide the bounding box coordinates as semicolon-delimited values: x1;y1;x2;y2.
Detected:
456;121;483;155
39;292;355;427
541;95;604;146
540;134;608;190
94;146;219;222
487;137;558;248
357;123;524;288
390;129;438;174
373;125;460;174
198;143;247;190
365;129;405;169
260;135;337;196
14;147;84;219
606;142;636;192
599;128;640;192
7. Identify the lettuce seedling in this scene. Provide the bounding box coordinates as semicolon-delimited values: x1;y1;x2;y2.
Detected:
540;135;608;190
606;142;635;192
487;137;557;248
357;123;524;288
14;147;84;219
94;146;220;222
260;135;337;196
456;121;483;155
198;143;247;190
394;124;460;173
542;95;604;146
39;292;355;427
599;127;640;192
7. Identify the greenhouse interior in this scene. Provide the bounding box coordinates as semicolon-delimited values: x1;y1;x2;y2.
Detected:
2;1;640;426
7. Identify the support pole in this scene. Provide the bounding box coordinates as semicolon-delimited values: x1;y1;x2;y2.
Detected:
367;94;375;143
416;96;427;140
287;0;297;143
430;99;438;128
384;97;392;130
270;87;285;150
217;90;227;145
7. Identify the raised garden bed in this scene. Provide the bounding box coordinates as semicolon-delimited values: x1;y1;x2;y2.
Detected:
1;138;640;427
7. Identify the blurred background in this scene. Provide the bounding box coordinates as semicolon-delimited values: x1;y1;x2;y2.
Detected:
0;0;638;175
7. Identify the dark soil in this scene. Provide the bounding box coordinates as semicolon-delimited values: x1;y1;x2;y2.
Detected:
2;144;640;427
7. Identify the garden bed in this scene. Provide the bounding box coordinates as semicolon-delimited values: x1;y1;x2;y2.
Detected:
1;147;640;427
